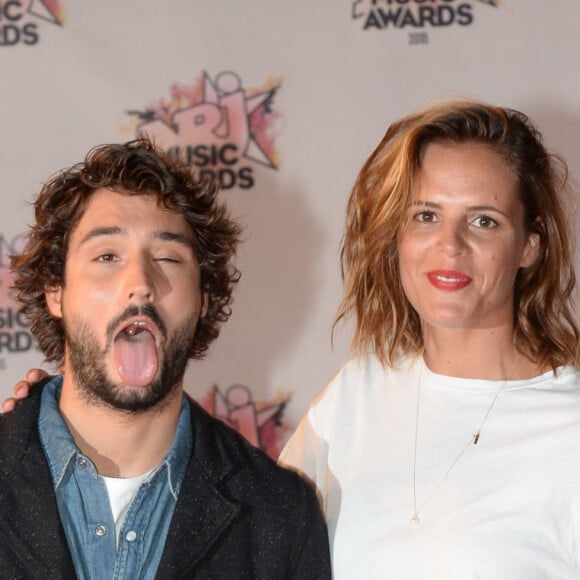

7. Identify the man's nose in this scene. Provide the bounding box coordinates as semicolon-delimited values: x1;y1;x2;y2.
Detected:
125;257;156;302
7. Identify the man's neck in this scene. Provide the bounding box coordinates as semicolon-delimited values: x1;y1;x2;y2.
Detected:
57;378;183;478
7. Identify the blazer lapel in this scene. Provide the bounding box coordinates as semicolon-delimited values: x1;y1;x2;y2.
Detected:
156;461;242;577
155;399;244;578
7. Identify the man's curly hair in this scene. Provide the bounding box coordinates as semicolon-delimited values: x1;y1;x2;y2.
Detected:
11;138;241;364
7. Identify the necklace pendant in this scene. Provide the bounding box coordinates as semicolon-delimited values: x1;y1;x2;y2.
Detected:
410;513;420;525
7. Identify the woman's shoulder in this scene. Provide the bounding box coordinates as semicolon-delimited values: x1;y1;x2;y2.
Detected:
544;365;580;392
517;364;580;392
333;352;419;382
310;353;420;413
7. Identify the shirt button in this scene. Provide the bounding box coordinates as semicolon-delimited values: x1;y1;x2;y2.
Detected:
125;530;137;542
77;458;87;468
95;525;107;537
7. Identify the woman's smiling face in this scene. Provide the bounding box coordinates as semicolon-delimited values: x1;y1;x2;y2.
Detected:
398;141;539;333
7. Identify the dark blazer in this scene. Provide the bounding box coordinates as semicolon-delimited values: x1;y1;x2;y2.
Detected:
0;381;331;579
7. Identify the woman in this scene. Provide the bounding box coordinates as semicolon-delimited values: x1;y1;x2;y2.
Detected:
280;100;580;578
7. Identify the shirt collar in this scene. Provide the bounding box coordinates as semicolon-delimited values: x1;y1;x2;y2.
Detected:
38;376;77;488
161;394;192;500
38;376;192;496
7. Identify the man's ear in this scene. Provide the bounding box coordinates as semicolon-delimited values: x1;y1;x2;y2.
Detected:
200;292;209;319
45;287;63;318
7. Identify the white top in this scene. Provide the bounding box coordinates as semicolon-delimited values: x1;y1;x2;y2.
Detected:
280;356;580;579
102;469;154;545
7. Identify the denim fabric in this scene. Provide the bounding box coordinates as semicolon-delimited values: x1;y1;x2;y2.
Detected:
38;377;192;580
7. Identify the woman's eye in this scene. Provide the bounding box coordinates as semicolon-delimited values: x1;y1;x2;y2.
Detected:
414;210;437;223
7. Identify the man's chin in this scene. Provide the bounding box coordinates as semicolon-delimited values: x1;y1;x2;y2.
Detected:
66;313;194;415
81;377;175;414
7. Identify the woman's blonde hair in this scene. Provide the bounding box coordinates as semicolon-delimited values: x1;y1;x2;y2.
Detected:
335;100;578;370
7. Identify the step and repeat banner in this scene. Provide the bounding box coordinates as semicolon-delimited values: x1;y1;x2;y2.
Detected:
1;0;579;457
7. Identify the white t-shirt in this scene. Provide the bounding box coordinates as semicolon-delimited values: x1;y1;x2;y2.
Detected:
102;468;155;545
280;356;580;579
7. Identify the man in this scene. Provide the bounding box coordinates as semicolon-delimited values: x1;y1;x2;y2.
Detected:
0;139;331;578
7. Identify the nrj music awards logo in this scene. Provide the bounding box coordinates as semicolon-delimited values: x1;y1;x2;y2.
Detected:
125;71;282;190
352;0;499;40
200;384;292;459
0;233;37;366
0;0;65;46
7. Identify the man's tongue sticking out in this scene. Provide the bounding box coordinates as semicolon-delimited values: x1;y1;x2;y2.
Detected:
114;324;159;387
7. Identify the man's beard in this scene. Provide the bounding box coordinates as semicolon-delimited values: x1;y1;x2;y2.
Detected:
65;305;198;414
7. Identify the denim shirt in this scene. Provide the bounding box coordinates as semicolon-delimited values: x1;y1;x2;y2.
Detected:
38;377;192;580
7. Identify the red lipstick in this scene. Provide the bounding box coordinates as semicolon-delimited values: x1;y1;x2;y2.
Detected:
427;270;472;291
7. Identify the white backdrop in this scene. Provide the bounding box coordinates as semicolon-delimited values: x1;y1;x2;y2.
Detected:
1;0;579;457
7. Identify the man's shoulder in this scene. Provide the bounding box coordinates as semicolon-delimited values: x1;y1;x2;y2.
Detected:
0;379;45;434
163;398;331;578
0;379;51;483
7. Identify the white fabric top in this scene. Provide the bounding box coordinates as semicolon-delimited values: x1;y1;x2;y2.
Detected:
102;469;154;545
280;355;580;579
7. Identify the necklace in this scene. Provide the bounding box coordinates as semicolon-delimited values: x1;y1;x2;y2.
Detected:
410;361;509;525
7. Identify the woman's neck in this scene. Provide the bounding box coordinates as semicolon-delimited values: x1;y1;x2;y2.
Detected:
421;324;546;380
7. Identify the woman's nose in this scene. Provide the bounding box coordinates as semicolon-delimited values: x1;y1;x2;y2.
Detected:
437;222;467;257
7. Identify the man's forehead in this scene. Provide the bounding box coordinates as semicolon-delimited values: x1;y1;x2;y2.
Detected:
70;188;194;243
79;188;188;222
